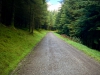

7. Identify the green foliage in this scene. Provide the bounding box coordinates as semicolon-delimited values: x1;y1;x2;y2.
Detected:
0;24;47;75
0;0;48;32
54;32;100;63
47;11;58;30
55;0;100;50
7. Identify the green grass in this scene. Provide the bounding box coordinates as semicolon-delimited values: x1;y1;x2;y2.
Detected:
54;32;100;63
0;24;47;75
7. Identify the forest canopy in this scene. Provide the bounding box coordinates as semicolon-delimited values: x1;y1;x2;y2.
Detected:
0;0;49;33
0;0;100;50
55;0;100;50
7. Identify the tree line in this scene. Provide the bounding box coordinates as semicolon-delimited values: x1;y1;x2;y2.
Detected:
0;0;50;33
55;0;100;50
0;0;100;50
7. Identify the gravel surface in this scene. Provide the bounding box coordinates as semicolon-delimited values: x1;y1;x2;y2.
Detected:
11;32;100;75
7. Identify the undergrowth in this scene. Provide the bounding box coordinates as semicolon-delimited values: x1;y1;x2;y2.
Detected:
54;32;100;63
0;24;47;75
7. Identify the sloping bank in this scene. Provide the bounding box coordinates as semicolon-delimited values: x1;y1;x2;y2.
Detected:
0;24;47;75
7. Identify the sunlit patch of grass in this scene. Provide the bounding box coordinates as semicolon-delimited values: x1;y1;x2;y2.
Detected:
0;24;47;75
54;32;100;63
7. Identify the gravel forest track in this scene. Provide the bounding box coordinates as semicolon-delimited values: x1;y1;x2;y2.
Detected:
11;32;100;75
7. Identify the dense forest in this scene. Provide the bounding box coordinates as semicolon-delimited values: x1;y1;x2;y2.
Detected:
54;0;100;50
0;0;100;50
0;0;100;74
0;0;50;33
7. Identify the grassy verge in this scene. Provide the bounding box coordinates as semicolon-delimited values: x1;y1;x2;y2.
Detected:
0;24;47;75
54;32;100;63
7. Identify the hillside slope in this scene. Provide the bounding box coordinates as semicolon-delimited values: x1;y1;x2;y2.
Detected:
0;24;47;75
